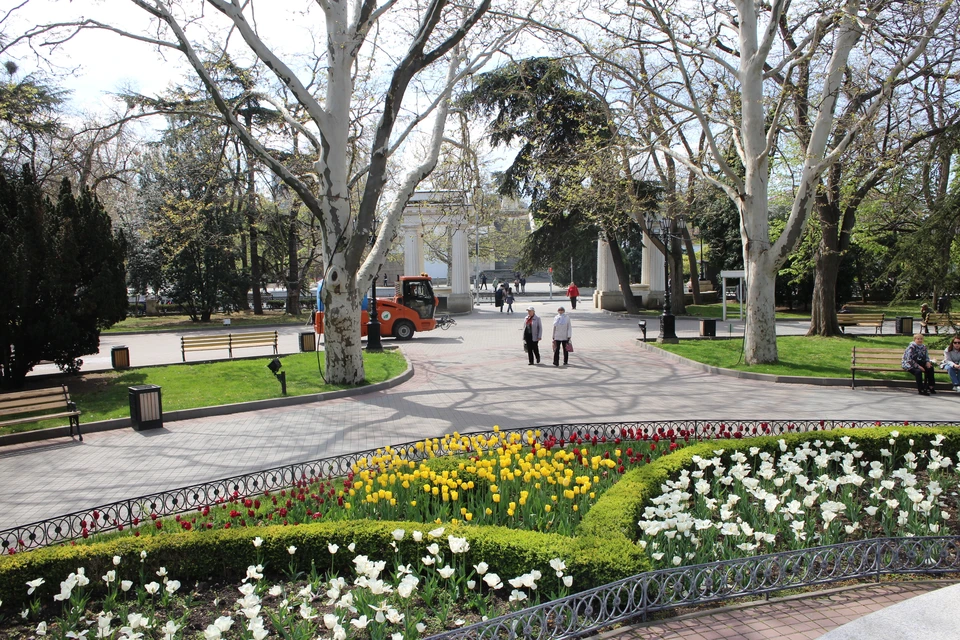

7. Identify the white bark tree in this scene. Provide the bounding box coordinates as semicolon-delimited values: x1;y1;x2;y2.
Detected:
22;0;521;382
573;0;956;363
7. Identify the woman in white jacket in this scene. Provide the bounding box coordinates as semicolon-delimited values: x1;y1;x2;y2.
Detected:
552;307;573;366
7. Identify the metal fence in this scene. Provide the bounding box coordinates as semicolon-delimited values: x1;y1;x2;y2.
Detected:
428;536;960;640
1;419;955;552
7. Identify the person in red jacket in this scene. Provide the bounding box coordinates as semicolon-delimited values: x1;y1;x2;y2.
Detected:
566;282;580;310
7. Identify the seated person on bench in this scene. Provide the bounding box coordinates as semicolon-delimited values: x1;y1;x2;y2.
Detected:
902;333;937;395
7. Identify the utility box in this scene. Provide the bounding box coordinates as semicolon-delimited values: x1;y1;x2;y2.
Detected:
111;346;130;370
895;317;914;335
699;318;717;338
129;385;163;431
299;331;317;352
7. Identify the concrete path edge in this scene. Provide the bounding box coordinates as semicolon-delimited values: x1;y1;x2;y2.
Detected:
0;359;415;447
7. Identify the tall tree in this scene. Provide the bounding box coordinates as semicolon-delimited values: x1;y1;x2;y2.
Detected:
25;0;519;384
571;0;956;363
0;166;126;387
139;117;247;322
461;57;647;312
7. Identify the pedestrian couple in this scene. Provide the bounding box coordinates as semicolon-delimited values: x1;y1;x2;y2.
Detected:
522;306;573;366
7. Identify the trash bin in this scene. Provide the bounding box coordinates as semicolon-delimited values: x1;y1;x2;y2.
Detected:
699;318;717;338
938;296;950;313
299;331;316;352
129;385;162;431
895;316;914;335
111;346;130;370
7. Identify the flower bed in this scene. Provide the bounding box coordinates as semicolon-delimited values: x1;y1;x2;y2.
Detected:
2;424;958;639
103;427;686;540
631;429;960;568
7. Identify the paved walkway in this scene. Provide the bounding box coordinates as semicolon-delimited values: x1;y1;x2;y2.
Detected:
2;293;953;528
597;581;954;640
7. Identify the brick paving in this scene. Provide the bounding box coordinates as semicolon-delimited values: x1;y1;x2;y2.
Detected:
596;581;954;640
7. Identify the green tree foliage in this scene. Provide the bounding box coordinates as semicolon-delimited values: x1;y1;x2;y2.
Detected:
137;119;247;322
0;166;126;387
462;58;651;307
0;64;64;174
888;194;960;303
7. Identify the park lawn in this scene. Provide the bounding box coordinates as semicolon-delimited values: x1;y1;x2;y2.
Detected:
653;334;953;379
104;311;310;333
1;350;406;437
634;303;809;320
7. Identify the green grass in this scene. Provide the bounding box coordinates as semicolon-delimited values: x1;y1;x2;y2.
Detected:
105;311;311;333
654;334;955;379
3;350;406;436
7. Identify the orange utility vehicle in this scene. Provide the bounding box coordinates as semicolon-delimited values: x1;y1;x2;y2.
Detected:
314;275;439;340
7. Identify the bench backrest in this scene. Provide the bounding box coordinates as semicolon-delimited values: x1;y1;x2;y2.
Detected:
0;385;74;419
851;347;903;366
230;331;278;345
182;335;232;347
838;314;884;323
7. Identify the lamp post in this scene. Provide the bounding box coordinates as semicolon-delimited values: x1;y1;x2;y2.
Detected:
367;232;383;352
647;214;680;343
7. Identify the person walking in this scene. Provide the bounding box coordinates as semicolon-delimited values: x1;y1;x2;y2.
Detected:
495;284;504;312
383;273;388;287
520;276;526;293
523;306;542;365
505;287;515;313
943;335;960;391
479;273;487;290
567;282;580;310
902;333;937;395
552;306;573;366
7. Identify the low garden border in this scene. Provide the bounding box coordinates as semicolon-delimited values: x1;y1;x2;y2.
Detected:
2;419;956;552
430;535;960;640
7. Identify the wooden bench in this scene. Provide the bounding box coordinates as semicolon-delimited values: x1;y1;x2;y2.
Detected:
837;313;884;334
181;330;279;361
921;313;956;334
0;385;82;440
850;347;947;389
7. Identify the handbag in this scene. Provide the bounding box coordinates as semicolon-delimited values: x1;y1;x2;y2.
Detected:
565;341;574;353
523;342;529;352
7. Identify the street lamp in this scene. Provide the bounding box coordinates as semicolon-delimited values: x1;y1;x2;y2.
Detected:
367;231;383;352
646;214;682;343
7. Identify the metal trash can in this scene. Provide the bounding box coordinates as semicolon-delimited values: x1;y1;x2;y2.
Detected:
699;318;717;338
938;296;950;313
895;316;914;335
299;331;316;352
129;385;163;431
111;345;130;370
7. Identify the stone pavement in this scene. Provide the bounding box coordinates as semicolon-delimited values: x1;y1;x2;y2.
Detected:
2;292;954;529
596;581;955;640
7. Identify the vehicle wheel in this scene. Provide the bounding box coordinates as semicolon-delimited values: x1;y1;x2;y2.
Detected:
393;320;415;340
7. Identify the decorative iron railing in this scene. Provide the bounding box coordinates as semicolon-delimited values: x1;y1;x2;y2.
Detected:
1;419;954;552
427;536;960;640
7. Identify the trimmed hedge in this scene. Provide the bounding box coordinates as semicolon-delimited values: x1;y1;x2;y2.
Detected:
0;519;647;609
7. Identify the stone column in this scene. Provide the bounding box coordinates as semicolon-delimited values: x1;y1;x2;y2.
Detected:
402;221;424;276
447;218;473;313
642;233;665;308
593;238;625;311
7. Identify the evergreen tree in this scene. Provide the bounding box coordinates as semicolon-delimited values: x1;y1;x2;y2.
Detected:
0;166;126;386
